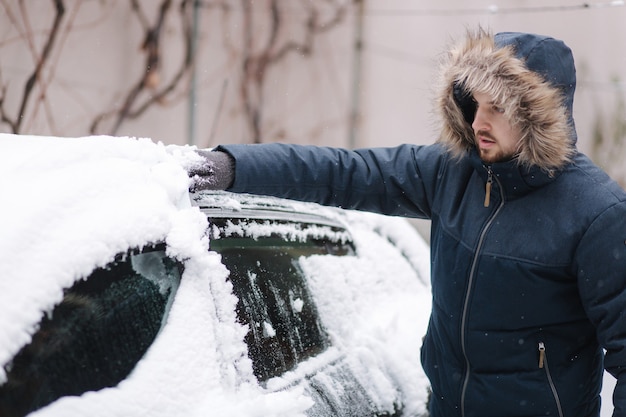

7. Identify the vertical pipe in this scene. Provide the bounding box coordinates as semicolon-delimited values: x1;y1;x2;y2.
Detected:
187;0;200;145
348;0;365;149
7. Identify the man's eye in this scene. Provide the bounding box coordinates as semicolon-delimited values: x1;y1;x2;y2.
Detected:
493;105;505;114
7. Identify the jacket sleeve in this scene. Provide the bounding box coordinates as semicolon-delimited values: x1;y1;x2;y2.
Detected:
575;200;626;416
216;142;446;218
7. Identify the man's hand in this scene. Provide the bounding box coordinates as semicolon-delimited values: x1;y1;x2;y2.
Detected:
188;150;235;192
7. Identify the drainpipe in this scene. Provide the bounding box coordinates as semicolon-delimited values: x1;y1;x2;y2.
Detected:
348;0;365;149
187;0;200;145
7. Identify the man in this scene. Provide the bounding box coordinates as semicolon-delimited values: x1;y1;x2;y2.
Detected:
188;28;626;417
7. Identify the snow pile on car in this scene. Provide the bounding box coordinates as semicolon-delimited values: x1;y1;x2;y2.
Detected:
0;133;431;417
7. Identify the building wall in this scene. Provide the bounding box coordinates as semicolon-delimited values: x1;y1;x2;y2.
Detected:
0;1;357;147
0;1;624;179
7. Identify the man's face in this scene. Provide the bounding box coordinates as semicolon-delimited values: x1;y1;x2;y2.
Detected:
471;92;522;164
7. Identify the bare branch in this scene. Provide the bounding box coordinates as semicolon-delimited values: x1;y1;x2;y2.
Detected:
0;0;66;133
90;0;197;135
238;0;347;143
126;0;196;118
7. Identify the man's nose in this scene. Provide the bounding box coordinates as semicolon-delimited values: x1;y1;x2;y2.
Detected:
472;107;488;131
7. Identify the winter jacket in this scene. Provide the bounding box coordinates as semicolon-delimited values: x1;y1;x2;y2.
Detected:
216;30;626;417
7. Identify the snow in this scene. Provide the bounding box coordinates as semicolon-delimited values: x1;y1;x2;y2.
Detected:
212;219;351;243
0;133;433;416
291;297;305;313
263;322;277;338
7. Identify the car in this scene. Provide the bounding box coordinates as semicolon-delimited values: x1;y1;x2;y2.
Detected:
0;133;432;417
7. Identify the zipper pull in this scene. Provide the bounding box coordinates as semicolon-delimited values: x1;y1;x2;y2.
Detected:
538;342;545;368
484;168;493;208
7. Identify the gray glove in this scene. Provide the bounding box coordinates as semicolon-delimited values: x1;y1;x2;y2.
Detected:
188;150;235;192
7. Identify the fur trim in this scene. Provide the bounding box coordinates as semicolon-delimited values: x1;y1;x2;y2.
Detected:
435;28;575;170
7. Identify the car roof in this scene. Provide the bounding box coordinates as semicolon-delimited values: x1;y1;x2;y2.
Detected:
192;191;348;230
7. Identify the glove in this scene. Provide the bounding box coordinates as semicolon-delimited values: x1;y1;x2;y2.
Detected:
188;150;235;192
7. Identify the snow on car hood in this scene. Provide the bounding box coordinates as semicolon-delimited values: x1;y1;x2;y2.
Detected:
0;133;432;417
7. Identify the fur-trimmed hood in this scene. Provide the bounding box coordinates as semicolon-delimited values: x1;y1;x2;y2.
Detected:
436;29;577;171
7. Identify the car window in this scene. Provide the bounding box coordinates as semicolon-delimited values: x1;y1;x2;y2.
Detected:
0;245;182;417
209;217;354;382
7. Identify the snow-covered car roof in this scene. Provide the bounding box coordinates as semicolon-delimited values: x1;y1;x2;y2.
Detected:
0;134;431;417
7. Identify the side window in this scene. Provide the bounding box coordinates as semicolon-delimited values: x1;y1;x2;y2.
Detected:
209;218;354;382
0;245;182;417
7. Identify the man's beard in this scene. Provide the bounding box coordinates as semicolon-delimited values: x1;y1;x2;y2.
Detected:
476;131;516;164
478;147;509;164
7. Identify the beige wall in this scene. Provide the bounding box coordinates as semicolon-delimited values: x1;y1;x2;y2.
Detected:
0;1;357;147
361;0;626;159
1;1;625;182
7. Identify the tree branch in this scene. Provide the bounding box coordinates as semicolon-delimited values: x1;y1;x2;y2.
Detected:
239;0;346;143
0;0;65;133
90;0;195;135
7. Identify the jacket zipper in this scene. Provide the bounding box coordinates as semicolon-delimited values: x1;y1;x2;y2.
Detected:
460;167;504;417
538;342;564;417
484;167;493;207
